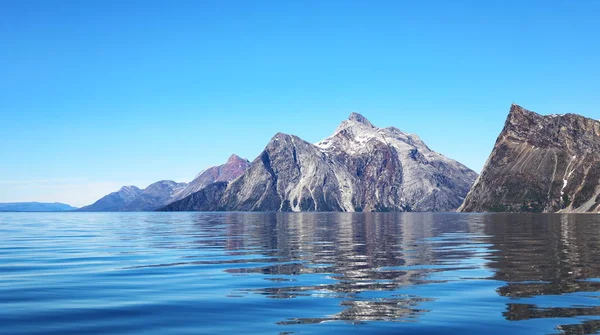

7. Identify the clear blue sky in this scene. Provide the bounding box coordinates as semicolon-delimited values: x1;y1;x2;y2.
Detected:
1;0;599;206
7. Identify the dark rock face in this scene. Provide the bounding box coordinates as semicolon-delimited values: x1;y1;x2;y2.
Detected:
459;104;600;213
159;182;228;211
169;114;478;212
78;182;185;212
171;154;250;202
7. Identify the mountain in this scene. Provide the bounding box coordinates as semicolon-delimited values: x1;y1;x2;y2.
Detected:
120;180;188;211
162;113;478;212
78;181;186;211
79;154;249;211
78;185;143;211
171;154;250;202
0;202;78;212
161;182;229;211
459;104;600;213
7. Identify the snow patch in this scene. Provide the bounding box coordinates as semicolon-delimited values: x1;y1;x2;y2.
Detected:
561;179;568;196
560;155;577;196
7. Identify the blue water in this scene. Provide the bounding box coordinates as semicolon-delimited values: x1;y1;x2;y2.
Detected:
1;212;599;334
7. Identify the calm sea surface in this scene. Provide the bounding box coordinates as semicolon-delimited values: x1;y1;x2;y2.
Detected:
1;212;600;334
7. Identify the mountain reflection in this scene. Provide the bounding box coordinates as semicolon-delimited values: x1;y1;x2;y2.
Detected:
201;212;488;324
134;212;600;332
485;214;600;333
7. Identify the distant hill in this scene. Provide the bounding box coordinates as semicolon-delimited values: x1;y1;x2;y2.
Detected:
79;154;250;211
77;181;186;212
0;202;78;212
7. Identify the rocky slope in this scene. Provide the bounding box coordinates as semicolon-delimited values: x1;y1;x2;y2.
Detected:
160;182;229;211
120;180;187;211
162;113;478;212
459;104;600;213
171;154;250;201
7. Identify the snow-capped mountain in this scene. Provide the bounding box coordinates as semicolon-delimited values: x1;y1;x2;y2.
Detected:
162;113;477;212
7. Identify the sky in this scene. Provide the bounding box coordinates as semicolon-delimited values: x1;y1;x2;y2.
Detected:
1;0;599;207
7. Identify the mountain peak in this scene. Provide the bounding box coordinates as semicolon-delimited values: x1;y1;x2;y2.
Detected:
505;104;542;130
227;154;245;164
119;185;140;193
509;103;529;115
348;112;374;128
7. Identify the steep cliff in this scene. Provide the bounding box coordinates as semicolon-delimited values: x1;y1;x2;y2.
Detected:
459;104;600;213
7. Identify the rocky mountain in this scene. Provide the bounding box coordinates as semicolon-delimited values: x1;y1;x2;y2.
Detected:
0;202;78;212
120;180;188;211
78;181;185;211
162;182;229;211
171;154;250;201
162;113;478;212
78;185;142;211
78;154;249;211
459;104;600;213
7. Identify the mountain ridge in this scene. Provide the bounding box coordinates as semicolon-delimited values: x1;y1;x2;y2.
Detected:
78;154;250;211
161;113;478;212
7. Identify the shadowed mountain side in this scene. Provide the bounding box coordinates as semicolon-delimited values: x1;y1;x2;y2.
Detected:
159;182;228;211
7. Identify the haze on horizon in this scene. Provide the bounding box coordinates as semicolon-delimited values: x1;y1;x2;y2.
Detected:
1;0;599;207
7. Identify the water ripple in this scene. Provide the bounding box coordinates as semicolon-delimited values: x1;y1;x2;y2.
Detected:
1;212;600;334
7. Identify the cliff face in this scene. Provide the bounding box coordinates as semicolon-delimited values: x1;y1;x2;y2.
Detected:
459;104;600;213
164;113;478;212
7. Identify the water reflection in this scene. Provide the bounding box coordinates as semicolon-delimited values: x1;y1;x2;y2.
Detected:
3;212;600;334
172;213;488;324
485;214;600;333
157;212;600;332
